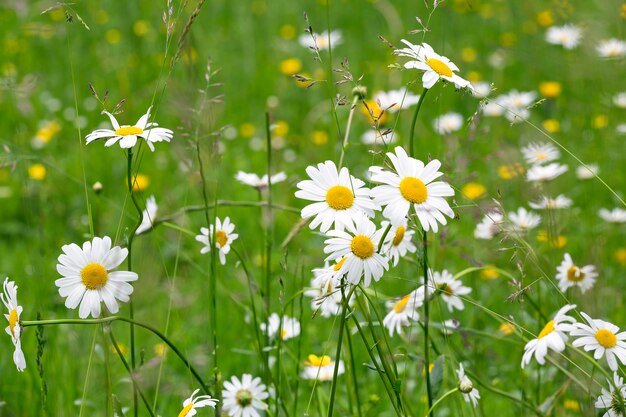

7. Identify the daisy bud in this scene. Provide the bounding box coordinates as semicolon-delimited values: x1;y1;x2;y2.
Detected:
458;377;474;394
352;85;367;100
92;181;103;194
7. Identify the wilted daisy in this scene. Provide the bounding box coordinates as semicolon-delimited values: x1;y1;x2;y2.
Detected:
526;163;568;182
457;363;480;407
235;171;287;189
222;374;269;417
556;253;598;293
474;211;503;240
521;142;560;165
433;112;464;135
596;39;626;59
1;278;26;372
394;40;471;89
529;195;573;210
260;313;301;341
177;389;218;417
599;208;626;224
295;160;378;232
570;313;626;371
595;373;626;417
521;304;576;368
298;30;342;50
432;270;471;312
324;213;389;287
361;129;397;145
380;220;416;266
369;146;455;232
373;88;421;112
85;107;173;152
301;354;345;381
382;288;424;336
508;207;541;232
546;24;582;49
135;195;158;235
195;217;239;265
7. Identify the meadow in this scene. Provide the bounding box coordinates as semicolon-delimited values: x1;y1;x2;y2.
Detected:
1;0;626;416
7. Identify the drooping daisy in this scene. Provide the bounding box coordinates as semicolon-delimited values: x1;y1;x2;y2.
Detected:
394;40;471;89
324;213;389;287
431;270;471;312
222;374;269;417
545;24;583;49
521;142;560;165
432;112;464;135
301;354;345;381
526;163;568;182
298;30;342;50
361;128;397;146
295;160;378;232
1;278;26;372
382;288;424;336
55;236;138;319
507;207;541;232
596;39;626;59
529;195;573;210
599;208;626;224
195;217;239;265
521;304;576;368
260;313;301;341
457;363;480;407
235;171;287;189
556;253;598;293
570;313;626;371
595;373;626;417
373;88;421;112
177;389;218;417
380;220;416;266
369;146;455;232
85;107;173;152
135;195;158;235
576;163;599;179
474;211;503;240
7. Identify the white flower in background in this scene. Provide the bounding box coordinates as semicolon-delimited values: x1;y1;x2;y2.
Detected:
55;236;138;319
457;363;480;407
471;81;492;98
546;24;582;49
361;129;397;145
433;112;464;135
373;88;421;112
369;146;455;232
599;208;626;224
576;163;599;179
380;220;416;266
222;374;269;417
177;389;218;417
195;217;239;265
526;163;568;182
235;171;287;189
431;270;471;312
1;278;26;372
298;30;342;50
440;319;461;335
521;304;576;368
529;195;573;210
394;40;472;89
556;253;598;293
135;195;158;235
305;276;354;318
596;39;626;59
260;313;301;341
508;208;541;232
481;101;504;117
295;160;378;232
85;107;173;152
497;90;537;123
311;258;346;295
521;142;560;165
474;211;503;240
301;354;344;381
617;124;626;135
595;373;626;417
570;313;626;371
382;288;424;336
613;92;626;108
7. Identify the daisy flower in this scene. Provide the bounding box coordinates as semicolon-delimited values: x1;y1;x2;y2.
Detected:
195;217;239;265
301;354;345;381
222;374;269;417
235;171;287;189
305;277;354;318
380;220;416;266
260;313;301;341
521;142;560;165
361;129;397;146
324;213;389;287
595;373;626;417
295;160;378;232
576;163;599;179
373;88;421;112
135;195;158;235
394;40;471;90
431;270;471;312
521;304;576;368
1;278;26;372
507;207;541;232
597;39;626;59
529;195;573;210
433;112;464;135
85;107;173;152
481;101;504;117
614;92;626;108
471;81;492;98
177;389;218;417
474;211;503;240
570;313;626;371
382;288;424;336
546;24;582;49
556;253;598;293
298;30;342;50
55;236;138;319
369;146;455;232
457;363;480;407
496;90;537;123
526;163;568;182
599;208;626;224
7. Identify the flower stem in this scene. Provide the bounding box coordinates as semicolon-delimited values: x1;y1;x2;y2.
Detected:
422;229;434;416
326;279;351;417
408;88;428;158
422;388;458;417
338;94;360;169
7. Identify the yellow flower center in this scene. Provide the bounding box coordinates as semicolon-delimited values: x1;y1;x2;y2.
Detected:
399;177;428;204
306;354;332;367
178;403;194;417
9;309;18;337
392;226;405;247
281;328;288;339
567;266;585;282
426;58;453;77
393;294;411;313
325;185;354;210
437;283;453;296
236;389;253;407
81;263;109;290
350;235;375;259
537;320;555;339
595;329;617;348
215;230;228;248
333;257;347;272
536;152;547;161
114;126;143;136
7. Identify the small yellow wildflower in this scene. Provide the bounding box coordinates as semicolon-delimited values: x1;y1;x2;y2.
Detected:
361;100;389;126
182;47;198;65
592;115;608;129
461;182;486;200
240;123;256;138
467;71;481;83
537;230;567;248
499;323;515;335
539;81;561;98
480;268;500;280
461;47;477;62
105;29;121;44
279;24;296;40
497;163;525;180
563;399;580;411
154;343;167;357
133;20;150;37
28;164;47;180
311;130;328;145
536;10;554;27
131;173;150;192
542;119;560;133
280;58;302;75
614;248;626;266
272;121;289;137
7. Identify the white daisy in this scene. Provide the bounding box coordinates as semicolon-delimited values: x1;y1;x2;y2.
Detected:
1;278;26;372
369;146;455;232
521;304;576;368
394;40;471;90
613;92;626;108
599;208;626;224
323;213;389;287
576;163;599;179
546;24;583;49
526;163;568;182
556;253;598;293
481;100;504;117
301;354;345;381
521;142;560;165
471;81;492;98
380;220;416;266
235;171;287;189
508;207;541;232
433;112;464;135
529;195;573;210
361;129;397;145
55;236;138;319
260;313;301;341
595;373;626;417
431;270;471;312
298;30;342;50
474;211;503;240
597;39;626;59
85;107;173;152
177;389;218;417
311;259;346;294
135;195;158;235
373;88;421;112
496;90;537;123
295;160;378;232
305;277;354;318
195;217;239;265
382;288;424;337
222;374;269;417
570;313;626;371
457;363;480;407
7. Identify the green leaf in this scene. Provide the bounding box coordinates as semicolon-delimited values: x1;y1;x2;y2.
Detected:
430;355;445;397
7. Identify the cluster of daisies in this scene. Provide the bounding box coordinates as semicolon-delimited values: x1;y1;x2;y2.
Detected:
546;24;626;59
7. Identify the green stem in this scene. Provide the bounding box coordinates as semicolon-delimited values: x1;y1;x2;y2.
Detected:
327;280;351;417
338;94;359;169
422;388;458;417
102;324;113;417
408;88;428;158
264;112;273;317
344;320;362;417
422;229;434;416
